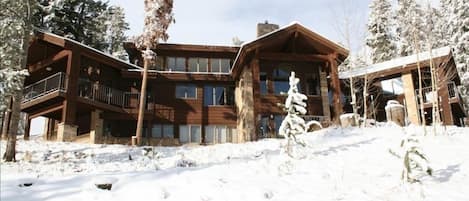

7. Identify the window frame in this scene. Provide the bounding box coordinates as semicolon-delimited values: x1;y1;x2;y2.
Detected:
210;58;231;73
188;57;209;72
175;84;197;99
204;85;235;106
151;124;174;138
167;57;187;72
204;125;235;144
179;125;202;144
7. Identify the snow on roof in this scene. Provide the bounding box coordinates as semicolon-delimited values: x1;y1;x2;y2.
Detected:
35;29;143;70
339;46;451;79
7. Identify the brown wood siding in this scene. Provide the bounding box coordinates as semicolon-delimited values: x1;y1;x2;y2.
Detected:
143;82;237;126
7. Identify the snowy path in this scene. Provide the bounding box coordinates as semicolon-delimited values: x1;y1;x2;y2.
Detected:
1;126;469;201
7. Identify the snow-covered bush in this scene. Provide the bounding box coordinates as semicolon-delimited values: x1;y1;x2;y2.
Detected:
176;153;196;168
400;128;433;183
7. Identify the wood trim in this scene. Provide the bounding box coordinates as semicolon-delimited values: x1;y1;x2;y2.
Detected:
76;97;129;114
21;91;66;110
28;50;70;73
258;52;329;62
38;32;66;47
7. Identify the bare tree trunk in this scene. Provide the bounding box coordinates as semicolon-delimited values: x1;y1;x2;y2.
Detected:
413;32;427;135
428;47;440;134
135;52;149;146
3;93;22;161
1;97;12;140
363;74;368;126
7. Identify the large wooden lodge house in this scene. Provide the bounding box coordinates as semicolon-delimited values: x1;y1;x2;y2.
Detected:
11;22;348;145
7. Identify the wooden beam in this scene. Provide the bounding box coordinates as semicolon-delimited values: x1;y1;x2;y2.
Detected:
29;103;64;119
258;52;329;62
438;74;454;125
62;48;80;125
402;72;420;125
39;33;66;47
23;114;31;140
28;50;70;73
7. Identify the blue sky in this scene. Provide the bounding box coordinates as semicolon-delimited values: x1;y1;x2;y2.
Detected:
108;0;372;53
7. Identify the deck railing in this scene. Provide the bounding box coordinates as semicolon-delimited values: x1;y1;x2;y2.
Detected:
22;72;66;103
78;79;139;108
415;81;458;103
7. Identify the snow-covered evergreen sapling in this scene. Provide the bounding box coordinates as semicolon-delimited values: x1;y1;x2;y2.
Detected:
400;130;433;183
279;72;321;156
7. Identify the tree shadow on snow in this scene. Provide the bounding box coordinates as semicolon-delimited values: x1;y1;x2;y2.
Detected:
431;164;461;183
312;137;378;156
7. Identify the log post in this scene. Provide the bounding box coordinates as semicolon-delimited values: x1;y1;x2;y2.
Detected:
23;114;31;140
328;55;343;124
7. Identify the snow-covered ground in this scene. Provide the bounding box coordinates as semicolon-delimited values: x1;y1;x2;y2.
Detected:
1;125;468;201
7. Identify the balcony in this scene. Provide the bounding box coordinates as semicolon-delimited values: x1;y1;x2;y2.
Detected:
78;79;138;108
22;72;67;103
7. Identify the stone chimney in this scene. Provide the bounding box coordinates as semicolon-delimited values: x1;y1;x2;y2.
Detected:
257;20;279;37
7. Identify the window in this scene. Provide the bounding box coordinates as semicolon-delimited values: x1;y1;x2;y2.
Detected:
151;124;174;138
167;57;186;71
150;56;165;70
273;66;291;95
306;72;320;96
274;115;284;137
188;58;208;72
204;86;235;106
260;72;268;95
259;116;270;138
179;125;201;144
204;125;235;144
176;84;197;99
210;58;231;73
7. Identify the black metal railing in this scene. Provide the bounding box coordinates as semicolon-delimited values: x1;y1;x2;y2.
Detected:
22;72;66;103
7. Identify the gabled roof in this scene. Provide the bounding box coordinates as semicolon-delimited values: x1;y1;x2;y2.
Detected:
231;22;349;77
34;29;143;70
339;46;452;79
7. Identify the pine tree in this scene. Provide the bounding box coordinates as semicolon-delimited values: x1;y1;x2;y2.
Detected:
366;0;397;63
35;0;109;50
279;72;310;156
0;0;36;161
396;0;426;56
426;6;446;49
449;0;469;112
102;6;129;60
